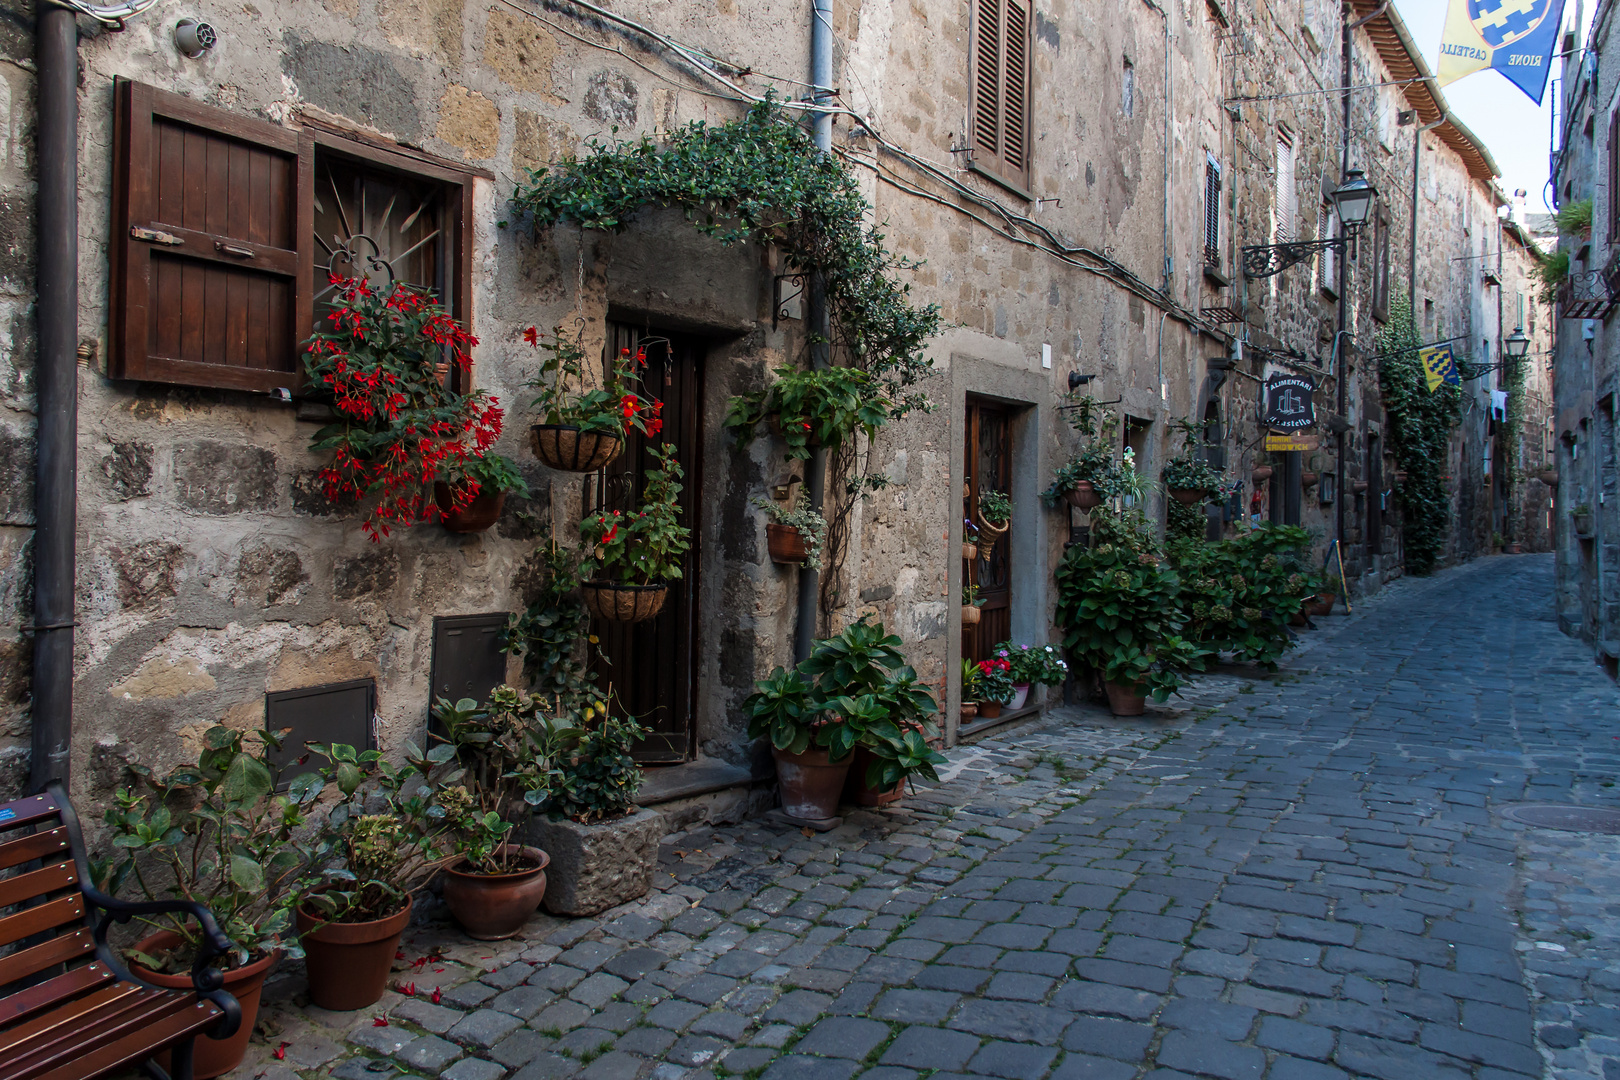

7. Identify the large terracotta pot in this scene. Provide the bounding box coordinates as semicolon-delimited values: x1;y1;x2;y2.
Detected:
1306;592;1335;618
442;845;550;941
296;896;413;1011
1301;471;1320;489
1168;488;1205;506
772;747;851;822
1251;466;1274;484
766;523;808;565
844;747;903;807
1104;680;1147;716
581;581;669;623
531;425;623;472
131;931;279;1080
977;700;1003;720
961;604;982;626
433;482;506;533
1063;482;1102;510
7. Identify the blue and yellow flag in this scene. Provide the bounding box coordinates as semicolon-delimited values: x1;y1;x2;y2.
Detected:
1420;343;1461;392
1437;0;1567;105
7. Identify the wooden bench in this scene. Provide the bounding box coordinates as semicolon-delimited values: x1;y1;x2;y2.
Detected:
0;783;241;1080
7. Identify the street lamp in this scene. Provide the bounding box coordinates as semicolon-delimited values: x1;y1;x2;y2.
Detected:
1243;169;1380;279
1504;326;1531;361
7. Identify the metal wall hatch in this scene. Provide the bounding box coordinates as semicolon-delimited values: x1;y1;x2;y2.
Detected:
429;612;511;731
265;678;376;789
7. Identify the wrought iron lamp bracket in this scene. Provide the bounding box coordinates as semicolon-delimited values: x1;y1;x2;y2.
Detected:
1241;235;1352;279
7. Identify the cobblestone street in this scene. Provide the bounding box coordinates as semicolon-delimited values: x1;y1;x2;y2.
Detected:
249;555;1620;1080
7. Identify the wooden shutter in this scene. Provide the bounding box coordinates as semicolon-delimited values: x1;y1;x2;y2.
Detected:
1274;133;1295;242
1204;158;1222;267
969;0;1033;192
1609;110;1620;242
111;79;313;393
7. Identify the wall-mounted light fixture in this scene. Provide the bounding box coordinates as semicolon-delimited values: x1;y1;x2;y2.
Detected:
175;18;216;58
1243;169;1378;278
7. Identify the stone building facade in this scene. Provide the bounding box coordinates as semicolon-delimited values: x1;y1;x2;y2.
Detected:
1552;0;1620;679
0;0;1549;806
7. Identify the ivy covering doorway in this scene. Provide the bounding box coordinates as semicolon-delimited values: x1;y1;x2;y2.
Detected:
965;397;1012;662
589;323;704;763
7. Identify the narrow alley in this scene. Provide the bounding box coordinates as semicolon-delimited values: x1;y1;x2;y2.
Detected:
257;555;1620;1080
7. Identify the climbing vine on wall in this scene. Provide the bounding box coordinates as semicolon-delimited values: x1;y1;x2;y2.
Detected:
1376;295;1460;575
511;97;942;621
1499;349;1527;543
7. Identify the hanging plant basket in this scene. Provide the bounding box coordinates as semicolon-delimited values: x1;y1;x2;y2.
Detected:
581;581;669;623
1062;481;1102;510
961;604;982;626
433;482;506;533
1251;466;1274;483
1352;480;1370;494
1168;488;1205;506
961;541;977;561
1301;471;1320;489
767;413;822;448
975;514;1009;560
1538;469;1559;487
767;523;809;565
1574;513;1594;538
531;425;624;473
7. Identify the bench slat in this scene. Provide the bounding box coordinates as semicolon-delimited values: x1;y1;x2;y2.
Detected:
0;894;84;951
0;827;71;874
7;997;221;1080
0;862;77;910
0;927;94;988
0;982;144;1053
0;794;62;836
0;963;116;1028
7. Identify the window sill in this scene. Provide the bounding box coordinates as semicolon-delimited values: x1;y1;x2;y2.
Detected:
1204;264;1230;287
968;161;1034;203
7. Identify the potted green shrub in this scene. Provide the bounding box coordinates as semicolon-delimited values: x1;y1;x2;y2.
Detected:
959;657;983;724
976;488;1011;558
578;443;692;622
973;655;1015;720
754;494;828;570
434;453;530;533
526;327;662;471
97;727;324;1079
1168;523;1319;666
725;365;893;461
423;689;571;940
1163;418;1225;505
1056;509;1205;715
962;582;985;626
527;709;666;916
1573;504;1595;537
832;666;945;807
997;641;1070;710
1044;394;1121;510
303;277;504;541
296;743;450;1012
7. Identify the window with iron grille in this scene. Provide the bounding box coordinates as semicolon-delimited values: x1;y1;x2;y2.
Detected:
1204;157;1222;270
970;0;1035;193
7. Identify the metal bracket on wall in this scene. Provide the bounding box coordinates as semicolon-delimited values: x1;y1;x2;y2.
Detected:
774;273;806;328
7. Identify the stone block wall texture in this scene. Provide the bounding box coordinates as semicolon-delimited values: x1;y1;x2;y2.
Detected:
0;0;1549;800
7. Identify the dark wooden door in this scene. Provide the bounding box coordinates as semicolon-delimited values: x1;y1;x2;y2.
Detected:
588;324;703;763
965;399;1012;662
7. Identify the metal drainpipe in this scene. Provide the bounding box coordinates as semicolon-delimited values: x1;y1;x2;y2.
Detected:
1141;0;1172;293
30;4;79;793
794;0;833;664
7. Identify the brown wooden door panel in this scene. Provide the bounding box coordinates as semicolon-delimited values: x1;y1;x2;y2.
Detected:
965;399;1012;663
112;78;312;394
590;324;703;763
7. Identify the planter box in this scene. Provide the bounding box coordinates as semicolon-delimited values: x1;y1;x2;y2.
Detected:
523;808;664;917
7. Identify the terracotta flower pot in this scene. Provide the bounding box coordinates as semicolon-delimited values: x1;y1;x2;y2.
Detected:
1008;684;1031;711
962;604;982;625
581;581;669;623
131;931;278;1080
1103;680;1147;716
433;482;506;533
977;700;1003;720
1063;482;1102;510
962;542;977;561
1307;592;1335;618
766;523;808;565
844;746;904;807
1289;612;1308;627
1352;480;1370;494
773;747;851;822
1575;514;1595;537
1301;471;1320;489
959;702;979;724
442;845;550;941
296;895;413;1012
1251;466;1274;484
1538;469;1559;487
531;425;623;472
1505;542;1524;554
1169;488;1205;506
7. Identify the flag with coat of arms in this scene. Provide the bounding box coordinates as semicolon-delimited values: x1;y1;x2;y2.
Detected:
1437;0;1568;105
1419;343;1462;393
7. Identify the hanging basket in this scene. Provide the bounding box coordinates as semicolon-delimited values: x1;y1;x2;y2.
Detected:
1168;488;1205;506
433;482;506;533
1538;469;1559;487
766;523;808;565
1301;471;1320;490
961;604;982;626
961;541;977;561
581;581;669;623
1062;481;1102;510
1251;466;1274;483
531;425;624;473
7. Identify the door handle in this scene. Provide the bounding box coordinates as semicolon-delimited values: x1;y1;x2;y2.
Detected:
215;242;255;259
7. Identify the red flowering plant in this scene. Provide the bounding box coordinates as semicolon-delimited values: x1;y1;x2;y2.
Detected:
577;443;691;586
525;325;663;437
304;277;508;540
975;656;1015;705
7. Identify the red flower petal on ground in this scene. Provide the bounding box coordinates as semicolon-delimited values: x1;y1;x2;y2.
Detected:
372;1017;389;1027
274;1043;289;1061
430;987;442;1004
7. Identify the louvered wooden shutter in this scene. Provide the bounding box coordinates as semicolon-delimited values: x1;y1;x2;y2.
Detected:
970;0;1033;191
110;79;313;393
1274;134;1295;242
1204;159;1222;268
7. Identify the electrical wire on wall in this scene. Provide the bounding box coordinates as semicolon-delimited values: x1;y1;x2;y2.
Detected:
49;0;160;30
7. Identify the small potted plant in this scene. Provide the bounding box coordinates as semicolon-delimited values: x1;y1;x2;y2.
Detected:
974;655;1015;720
962;519;980;561
578;443;693;622
1044;394;1121;510
754;494;828;570
959;657;983;724
725;365;893;461
423;689;570;940
1251;457;1274;484
526;327;662;471
962;582;985;625
976;488;1011;557
1573;504;1595;537
1163;418;1224;505
434;453;530;533
1537;464;1559;487
303;277;503;541
97;727;324;1079
296;743;451;1012
831;667;945;807
998;641;1070;710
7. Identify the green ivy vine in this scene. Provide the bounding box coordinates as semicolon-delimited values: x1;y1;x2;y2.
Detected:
1499;344;1528;543
1376;294;1460;575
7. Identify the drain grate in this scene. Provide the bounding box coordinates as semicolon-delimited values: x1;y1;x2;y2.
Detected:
1499;804;1620;834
